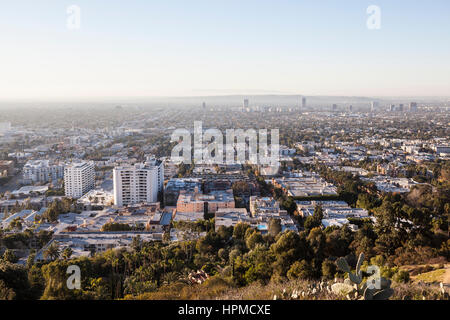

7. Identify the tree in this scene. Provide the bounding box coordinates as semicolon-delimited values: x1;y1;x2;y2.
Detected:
8;218;22;231
307;227;326;262
287;260;314;280
26;252;36;269
268;218;282;237
218;248;229;262
321;259;337;279
28;265;45;299
0;261;32;299
44;242;60;261
0;280;16;300
246;231;264;250
102;222;132;232
62;247;73;260
233;223;250;240
2;249;18;263
303;204;323;231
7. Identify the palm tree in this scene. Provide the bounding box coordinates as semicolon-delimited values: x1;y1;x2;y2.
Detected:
44;241;60;261
62;247;73;260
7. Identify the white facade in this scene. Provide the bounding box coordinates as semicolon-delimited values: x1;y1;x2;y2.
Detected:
23;160;65;183
64;162;95;198
113;159;164;207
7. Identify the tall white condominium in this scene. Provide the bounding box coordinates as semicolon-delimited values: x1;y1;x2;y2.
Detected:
113;157;164;207
64;162;95;198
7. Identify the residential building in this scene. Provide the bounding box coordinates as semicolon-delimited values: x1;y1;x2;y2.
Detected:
23;160;64;183
64;162;95;198
113;159;164;207
164;178;202;206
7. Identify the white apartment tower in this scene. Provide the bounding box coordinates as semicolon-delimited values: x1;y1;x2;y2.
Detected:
113;158;164;207
64;162;95;198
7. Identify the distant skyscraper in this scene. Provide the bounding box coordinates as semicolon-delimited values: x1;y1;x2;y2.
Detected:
332;104;337;111
202;102;206;110
302;97;306;109
409;102;418;112
243;98;249;109
64;162;95;198
389;104;395;112
370;101;377;113
349;105;353;112
398;104;404;112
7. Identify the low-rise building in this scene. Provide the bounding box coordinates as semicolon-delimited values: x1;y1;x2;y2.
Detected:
77;189;114;210
176;189;235;214
23;160;64;183
164;178;202;206
296;200;368;230
0;160;14;177
35;231;163;261
272;172;337;197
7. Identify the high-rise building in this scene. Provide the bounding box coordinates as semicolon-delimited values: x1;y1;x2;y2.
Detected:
409;102;418;112
370;101;377;113
243;99;249;109
64;162;95;198
332;104;337;111
389;104;395;112
301;97;306;109
349;105;353;112
398;104;404;112
113;158;164;207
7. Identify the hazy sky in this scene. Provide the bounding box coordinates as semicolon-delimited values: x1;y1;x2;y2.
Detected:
1;0;449;101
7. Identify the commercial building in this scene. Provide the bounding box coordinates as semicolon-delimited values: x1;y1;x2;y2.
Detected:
176;189;235;214
409;102;418;112
243;98;249;109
